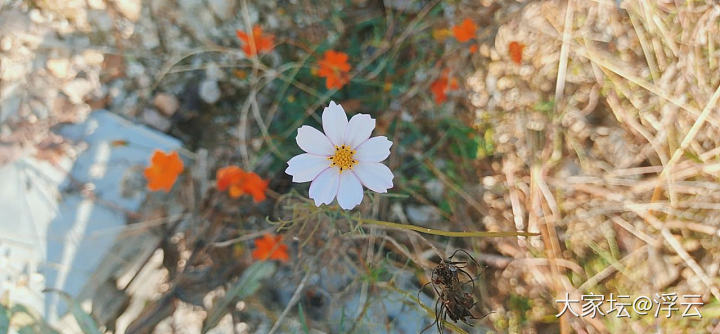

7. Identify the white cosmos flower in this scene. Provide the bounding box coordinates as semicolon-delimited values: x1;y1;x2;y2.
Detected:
285;101;394;210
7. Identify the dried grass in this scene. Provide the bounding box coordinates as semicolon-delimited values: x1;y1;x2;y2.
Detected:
468;0;720;331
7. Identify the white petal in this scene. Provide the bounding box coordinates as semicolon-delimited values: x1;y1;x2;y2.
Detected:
345;114;376;149
322;101;348;146
297;126;334;155
285;153;331;183
309;167;339;206
337;172;363;210
353;162;394;193
355;136;392;162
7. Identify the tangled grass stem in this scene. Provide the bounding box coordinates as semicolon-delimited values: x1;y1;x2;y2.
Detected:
354;218;540;238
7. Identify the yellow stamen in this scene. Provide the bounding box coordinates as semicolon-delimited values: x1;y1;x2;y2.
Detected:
328;144;358;173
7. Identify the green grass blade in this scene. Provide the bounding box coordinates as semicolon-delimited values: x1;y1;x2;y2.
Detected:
0;303;9;334
297;303;310;334
16;326;36;334
202;261;277;333
9;304;59;334
43;289;101;334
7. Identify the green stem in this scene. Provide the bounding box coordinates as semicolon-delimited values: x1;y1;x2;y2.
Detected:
355;218;539;238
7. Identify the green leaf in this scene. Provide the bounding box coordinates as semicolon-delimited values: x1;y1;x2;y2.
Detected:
0;303;9;334
684;150;703;163
297;303;310;334
533;100;555;115
444;119;479;160
9;304;58;334
43;289;102;334
476;128;495;158
338;305;346;333
17;326;36;334
202;261;277;333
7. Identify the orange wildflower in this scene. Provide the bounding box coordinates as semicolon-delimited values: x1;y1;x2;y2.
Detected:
216;166;268;202
236;25;274;57
383;81;392;92
429;71;459;104
317;50;351;90
233;69;247;79
252;233;289;262
509;41;525;65
452;18;476;43
144;150;184;192
469;45;478;54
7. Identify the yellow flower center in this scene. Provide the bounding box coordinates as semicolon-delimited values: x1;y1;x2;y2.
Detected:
328;145;357;173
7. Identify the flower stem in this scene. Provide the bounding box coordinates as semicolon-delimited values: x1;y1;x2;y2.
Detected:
355;218;539;238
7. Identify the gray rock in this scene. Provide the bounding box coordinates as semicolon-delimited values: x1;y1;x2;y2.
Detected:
424;179;445;201
153;93;180;116
208;0;235;20
88;9;113;32
46;58;71;79
126;61;145;78
87;0;106;10
179;0;203;10
406;205;441;225
0;36;12;51
205;62;225;81
384;0;424;13
62;78;93;104
112;0;142;21
140;25;160;49
1;82;23;121
0;111;182;325
199;79;220;104
140;108;171;131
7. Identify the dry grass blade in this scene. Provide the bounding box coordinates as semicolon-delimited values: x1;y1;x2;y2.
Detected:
578;44;720;129
553;0;574;111
653;83;720;204
267;264;313;334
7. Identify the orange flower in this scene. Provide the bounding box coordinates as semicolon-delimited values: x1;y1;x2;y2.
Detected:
252;233;289;262
469;45;478;54
216;166;268;202
236;25;274;57
144;150;184;192
509;41;525;65
317;50;351;90
452;18;476;43
429;71;459;104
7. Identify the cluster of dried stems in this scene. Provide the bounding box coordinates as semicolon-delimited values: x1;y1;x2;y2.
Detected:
464;0;720;332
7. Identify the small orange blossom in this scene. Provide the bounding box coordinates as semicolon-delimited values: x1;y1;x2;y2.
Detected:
452;19;477;43
317;50;351;90
144;150;184;192
252;233;289;262
236;25;274;57
509;41;525;65
430;71;459;104
216;166;268;202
